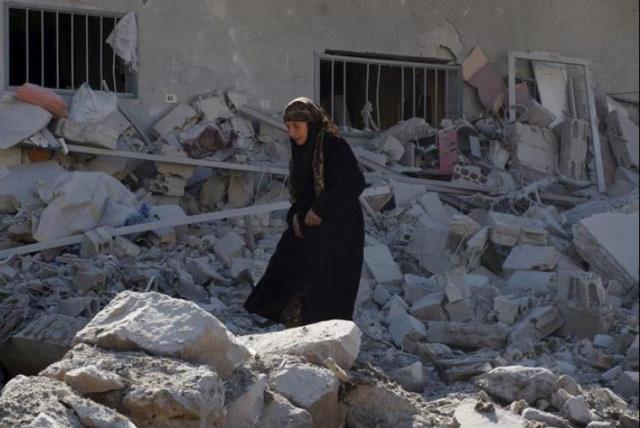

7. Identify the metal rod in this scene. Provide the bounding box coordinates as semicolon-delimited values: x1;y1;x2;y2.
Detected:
365;63;369;102
401;67;404;120
25;9;29;83
55;12;59;89
317;53;459;70
412;67;416;117
423;68;427;120
85;14;89;85
113;17;117;92
40;10;43;86
434;69;439;124
99;16;103;86
376;64;381;129
330;60;334;121
343;61;347;127
70;14;74;88
444;70;449;119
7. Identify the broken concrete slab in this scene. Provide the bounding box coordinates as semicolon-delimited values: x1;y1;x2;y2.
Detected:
487;211;548;247
463;47;506;113
613;371;639;399
43;343;225;428
268;364;342;428
532;61;570;128
388;310;428;351
73;291;252;378
226;375;268;428
152;104;199;137
606;110;639;169
0;313;88;377
559;118;589;181
58;118;120;150
389;361;429;393
406;215;451;274
560;396;594;425
63;365;126;394
555;271;610;339
454;399;524;428
502;245;560;272
503;271;556;295
508;306;564;354
426;321;509;350
257;392;313;428
509;122;560;181
522;408;572;428
194;95;234;121
475;365;558;404
214;231;246;266
364;244;403;286
0;161;66;206
239;320;361;370
573;212;639;287
410;292;447;322
0;375;135;428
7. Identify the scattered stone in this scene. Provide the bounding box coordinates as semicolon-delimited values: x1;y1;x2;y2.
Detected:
73;291;251;378
364;244;403;286
454;399;524;427
389;361;429;393
475;366;558;404
560;396;594;425
239;320;361;370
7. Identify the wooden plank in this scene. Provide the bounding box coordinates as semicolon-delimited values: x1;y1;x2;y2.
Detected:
0;185;391;259
65;144;289;175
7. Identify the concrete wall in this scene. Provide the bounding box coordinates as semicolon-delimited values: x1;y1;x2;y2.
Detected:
1;0;638;131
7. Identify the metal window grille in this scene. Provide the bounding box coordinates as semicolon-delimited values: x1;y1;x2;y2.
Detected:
4;3;136;95
314;52;462;131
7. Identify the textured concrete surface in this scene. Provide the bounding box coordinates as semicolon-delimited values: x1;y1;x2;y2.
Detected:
1;0;637;130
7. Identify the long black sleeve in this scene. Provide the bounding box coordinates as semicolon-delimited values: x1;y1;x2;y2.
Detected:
311;137;365;220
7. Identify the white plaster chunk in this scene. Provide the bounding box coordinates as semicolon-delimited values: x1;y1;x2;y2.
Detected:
502;245;559;272
364;244;403;286
268;365;342;428
73;291;252;378
239;319;361;370
64;365;126;394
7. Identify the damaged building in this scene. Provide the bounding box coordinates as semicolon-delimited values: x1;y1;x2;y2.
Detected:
0;0;639;427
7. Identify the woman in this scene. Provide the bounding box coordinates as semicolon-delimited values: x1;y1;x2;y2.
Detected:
244;97;366;327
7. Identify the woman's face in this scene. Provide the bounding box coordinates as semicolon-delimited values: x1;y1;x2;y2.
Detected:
285;121;308;146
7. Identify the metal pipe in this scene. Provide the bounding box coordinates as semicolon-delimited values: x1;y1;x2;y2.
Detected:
25;9;29;83
55;12;59;89
40;10;43;86
343;61;346;127
99;16;103;86
330;60;334;121
376;64;381;128
423;68;427;120
317;53;459;70
434;69;438;124
401;67;404;120
85;14;88;85
412;67;416;117
71;14;74;87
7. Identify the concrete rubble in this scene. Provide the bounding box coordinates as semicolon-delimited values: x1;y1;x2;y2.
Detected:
1;47;639;428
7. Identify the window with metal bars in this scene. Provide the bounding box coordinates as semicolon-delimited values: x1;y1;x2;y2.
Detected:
314;51;463;131
5;4;135;95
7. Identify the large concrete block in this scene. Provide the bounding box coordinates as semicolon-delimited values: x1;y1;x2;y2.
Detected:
73;291;251;378
503;245;559;272
488;211;548;247
426;321;509;349
268;364;342;428
238;320;361;370
388;311;428;350
573;212;639;287
42;343;225;428
606;110;639;169
257;392;313;428
152;104;199;137
410;292;447;322
454;399;524;428
214;231;246;266
364;244;403;286
475;365;558;404
0;375;135;428
555;271;610;339
509;122;559;182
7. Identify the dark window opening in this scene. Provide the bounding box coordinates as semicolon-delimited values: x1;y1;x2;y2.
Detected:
317;52;462;131
7;6;135;94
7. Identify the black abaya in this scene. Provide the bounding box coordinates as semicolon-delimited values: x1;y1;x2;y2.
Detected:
244;133;365;325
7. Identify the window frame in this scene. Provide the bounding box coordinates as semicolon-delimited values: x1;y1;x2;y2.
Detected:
3;1;137;97
314;50;463;132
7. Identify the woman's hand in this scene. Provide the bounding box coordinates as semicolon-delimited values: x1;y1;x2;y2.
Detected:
304;209;322;226
293;213;304;238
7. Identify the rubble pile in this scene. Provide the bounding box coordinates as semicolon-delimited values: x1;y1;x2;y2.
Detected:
1;47;639;427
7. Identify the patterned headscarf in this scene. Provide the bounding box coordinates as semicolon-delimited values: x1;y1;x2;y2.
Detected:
283;97;339;135
283;98;339;201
